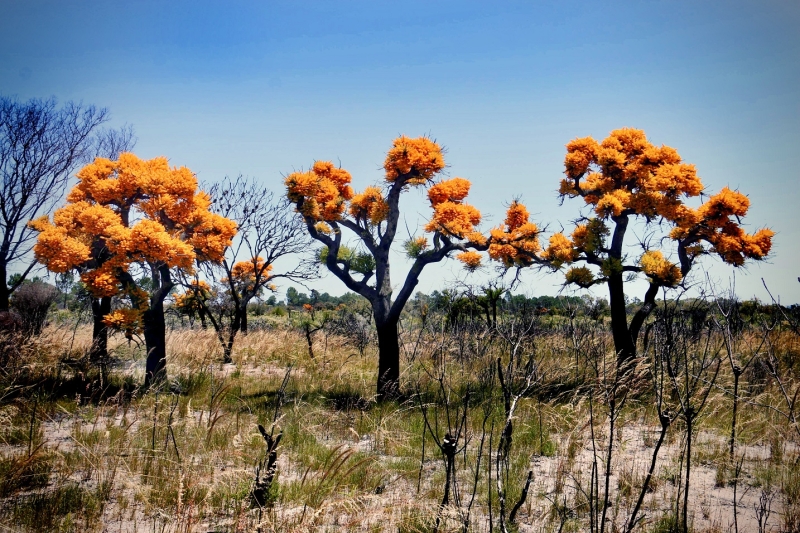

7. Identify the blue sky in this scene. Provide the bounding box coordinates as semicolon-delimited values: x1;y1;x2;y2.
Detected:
2;0;798;303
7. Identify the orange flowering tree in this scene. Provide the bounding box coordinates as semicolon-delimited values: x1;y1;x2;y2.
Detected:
510;128;773;367
182;177;316;363
175;279;213;329
285;136;540;398
31;153;237;385
194;257;278;363
226;256;275;333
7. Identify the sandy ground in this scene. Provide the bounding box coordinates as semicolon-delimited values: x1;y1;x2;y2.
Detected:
1;329;791;531
14;388;783;532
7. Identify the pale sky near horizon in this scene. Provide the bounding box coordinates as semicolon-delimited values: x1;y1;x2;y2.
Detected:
2;1;798;304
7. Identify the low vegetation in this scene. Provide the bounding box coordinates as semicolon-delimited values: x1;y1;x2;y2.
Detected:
1;292;798;532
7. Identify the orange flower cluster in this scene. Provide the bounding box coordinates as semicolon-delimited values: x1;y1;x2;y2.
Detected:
228;256;273;295
694;187;751;230
542;233;577;267
639;250;682;287
102;286;149;339
349;186;389;224
129;219;196;270
185;192;239;263
561;129;704;224
31;153;237;310
231;257;272;281
424;178;482;238
488;201;542;266
456;251;483;271
314;222;333;235
175;280;212;313
668;187;774;266
28;216;91;273
80;268;121;298
103;309;143;339
563;138;599;181
571;219;609;254
427;177;470;205
383;136;445;184
285;161;354;221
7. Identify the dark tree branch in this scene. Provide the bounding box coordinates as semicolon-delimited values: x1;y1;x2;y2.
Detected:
0;97;122;308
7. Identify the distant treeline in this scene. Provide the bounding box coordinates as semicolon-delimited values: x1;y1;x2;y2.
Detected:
282;285;800;327
11;275;800;330
284;286;592;314
285;287;364;307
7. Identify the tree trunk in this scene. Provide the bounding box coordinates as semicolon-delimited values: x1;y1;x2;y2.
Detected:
683;415;693;533
376;319;400;400
600;398;616;533
223;307;245;364
223;331;235;364
143;300;168;387
629;283;659;344
304;324;315;359
626;413;670;532
730;369;740;460
606;214;640;370
89;296;111;363
0;263;9;311
241;305;248;333
607;274;636;368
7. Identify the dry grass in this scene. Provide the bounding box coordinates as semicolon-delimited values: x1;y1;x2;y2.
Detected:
0;314;797;532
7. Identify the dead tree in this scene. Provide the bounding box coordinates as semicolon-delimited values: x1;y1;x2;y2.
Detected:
0;97;124;310
493;316;540;532
252;367;291;509
195;177;316;362
658;298;721;533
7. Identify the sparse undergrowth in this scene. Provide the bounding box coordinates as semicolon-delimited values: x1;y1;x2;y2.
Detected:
0;306;798;532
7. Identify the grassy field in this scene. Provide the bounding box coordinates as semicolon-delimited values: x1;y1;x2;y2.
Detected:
0;306;799;532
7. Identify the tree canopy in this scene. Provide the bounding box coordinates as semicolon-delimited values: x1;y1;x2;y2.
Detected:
495;128;774;365
285;135;541;398
31;153;237;383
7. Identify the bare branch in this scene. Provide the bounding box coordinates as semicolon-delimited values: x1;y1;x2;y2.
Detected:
0;96;115;307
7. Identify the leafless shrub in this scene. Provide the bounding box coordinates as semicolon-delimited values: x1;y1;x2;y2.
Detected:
11;281;59;337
